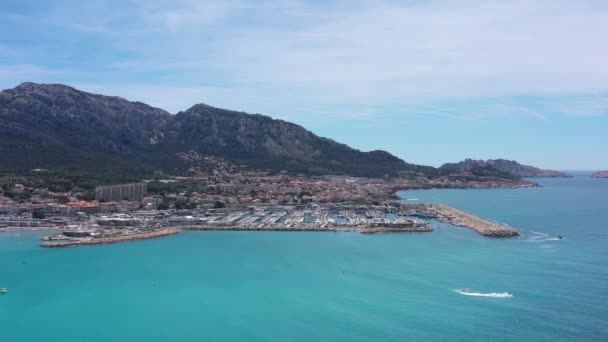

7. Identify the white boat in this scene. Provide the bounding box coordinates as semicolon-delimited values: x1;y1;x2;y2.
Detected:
454;289;512;298
1;288;7;294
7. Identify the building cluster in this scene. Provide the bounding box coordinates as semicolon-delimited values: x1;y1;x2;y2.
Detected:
0;170;418;230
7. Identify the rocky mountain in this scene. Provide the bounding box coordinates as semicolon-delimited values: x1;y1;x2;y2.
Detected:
169;103;435;176
592;171;608;178
441;159;570;178
438;159;521;181
0;82;432;178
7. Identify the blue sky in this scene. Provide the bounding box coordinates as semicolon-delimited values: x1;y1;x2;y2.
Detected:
1;0;607;169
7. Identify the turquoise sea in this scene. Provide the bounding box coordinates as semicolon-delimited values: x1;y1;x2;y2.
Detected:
1;172;607;341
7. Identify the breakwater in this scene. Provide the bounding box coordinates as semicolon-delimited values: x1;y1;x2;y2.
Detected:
41;228;181;248
39;224;433;248
182;225;432;234
428;204;519;237
360;226;433;234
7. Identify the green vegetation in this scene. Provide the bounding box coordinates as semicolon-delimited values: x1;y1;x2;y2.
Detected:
175;200;198;210
0;167;153;193
146;181;210;196
2;190;32;202
32;208;46;219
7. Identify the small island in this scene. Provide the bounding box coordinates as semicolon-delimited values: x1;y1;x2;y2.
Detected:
592;171;608;178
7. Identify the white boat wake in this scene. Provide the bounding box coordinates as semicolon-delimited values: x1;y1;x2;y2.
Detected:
527;231;565;242
453;289;513;298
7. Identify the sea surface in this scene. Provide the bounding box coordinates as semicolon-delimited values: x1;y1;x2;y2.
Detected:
1;172;607;341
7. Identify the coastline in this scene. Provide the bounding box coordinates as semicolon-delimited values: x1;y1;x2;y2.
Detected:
4;204;521;248
182;225;433;234
2;183;531;248
38;224;434;248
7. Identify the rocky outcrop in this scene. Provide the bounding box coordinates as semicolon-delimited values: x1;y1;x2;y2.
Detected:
592;171;608;178
486;159;571;178
441;158;571;178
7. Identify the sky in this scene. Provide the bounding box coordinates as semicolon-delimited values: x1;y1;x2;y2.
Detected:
1;0;607;169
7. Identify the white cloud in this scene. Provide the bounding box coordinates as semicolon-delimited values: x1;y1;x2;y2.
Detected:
2;0;608;120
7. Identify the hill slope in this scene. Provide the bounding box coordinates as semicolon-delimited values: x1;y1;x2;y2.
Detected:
0;82;430;178
441;159;570;178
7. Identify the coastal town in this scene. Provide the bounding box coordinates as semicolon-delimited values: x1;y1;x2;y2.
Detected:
0;167;522;247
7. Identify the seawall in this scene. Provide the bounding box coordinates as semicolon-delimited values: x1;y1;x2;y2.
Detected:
428;204;519;238
41;228;181;248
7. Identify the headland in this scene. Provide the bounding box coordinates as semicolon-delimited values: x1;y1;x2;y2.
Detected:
592;171;608;178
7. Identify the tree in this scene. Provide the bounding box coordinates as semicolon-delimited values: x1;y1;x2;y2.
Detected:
76;191;95;201
32;208;46;219
175;200;197;210
213;200;226;208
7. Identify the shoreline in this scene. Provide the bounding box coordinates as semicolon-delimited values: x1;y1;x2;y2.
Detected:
3;201;519;247
3;202;520;248
181;225;434;234
38;224;434;248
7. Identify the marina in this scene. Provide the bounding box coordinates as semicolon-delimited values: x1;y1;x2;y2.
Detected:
32;202;522;248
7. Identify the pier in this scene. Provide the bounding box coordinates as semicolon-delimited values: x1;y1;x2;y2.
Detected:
428;204;519;237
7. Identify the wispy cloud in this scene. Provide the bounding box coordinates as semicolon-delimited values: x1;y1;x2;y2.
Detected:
1;0;608;120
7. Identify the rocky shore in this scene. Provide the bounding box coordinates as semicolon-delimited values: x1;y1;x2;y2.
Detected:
41;228;180;248
428;204;519;238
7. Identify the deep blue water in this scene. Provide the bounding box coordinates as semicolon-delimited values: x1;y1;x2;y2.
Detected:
1;173;607;341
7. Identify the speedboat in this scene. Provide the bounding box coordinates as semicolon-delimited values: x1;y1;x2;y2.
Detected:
557;235;564;240
1;288;6;294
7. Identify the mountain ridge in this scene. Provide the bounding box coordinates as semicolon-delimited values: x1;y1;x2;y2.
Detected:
0;82;555;183
0;82;431;178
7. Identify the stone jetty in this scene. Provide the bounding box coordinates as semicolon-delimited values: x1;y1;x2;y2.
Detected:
41;228;180;248
428;204;519;237
182;225;432;234
360;226;433;234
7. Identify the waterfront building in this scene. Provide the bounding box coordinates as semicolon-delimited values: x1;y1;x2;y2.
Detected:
67;201;101;214
95;183;147;202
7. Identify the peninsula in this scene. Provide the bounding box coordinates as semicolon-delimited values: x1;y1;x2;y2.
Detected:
441;159;571;178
